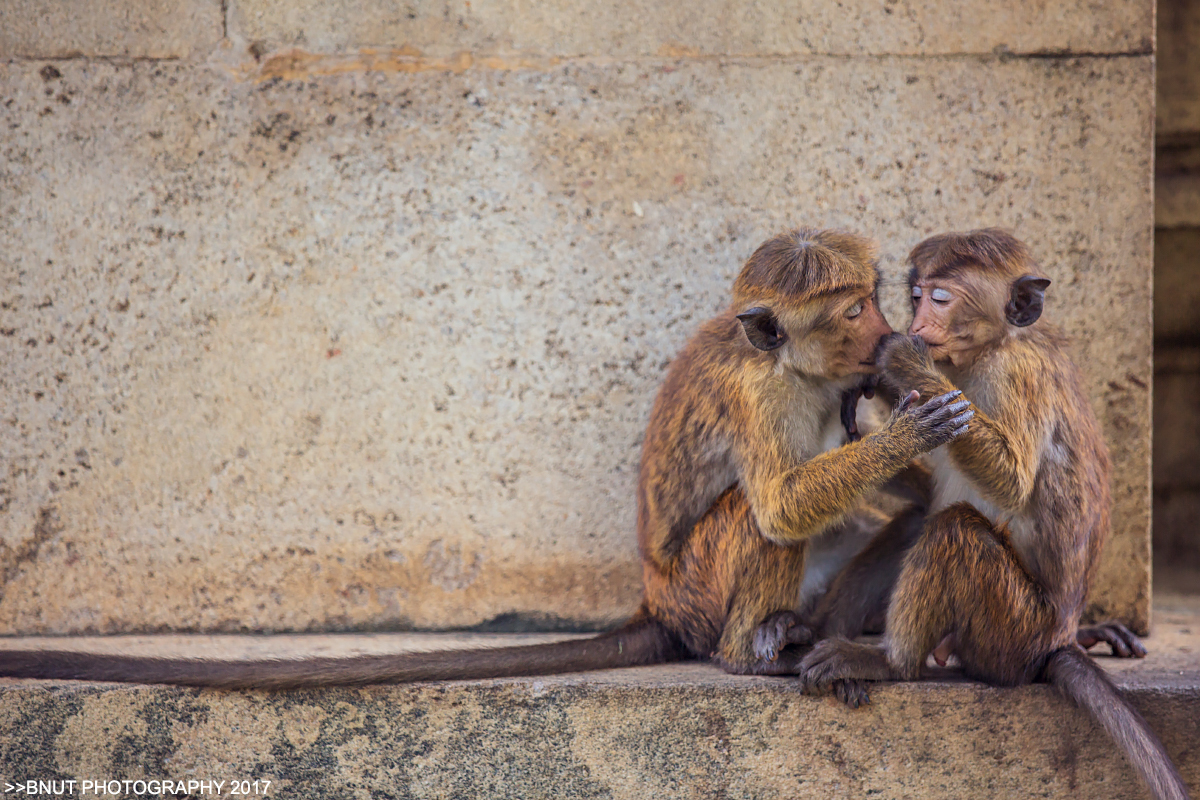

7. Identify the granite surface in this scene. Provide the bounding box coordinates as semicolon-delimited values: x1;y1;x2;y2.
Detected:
0;53;1154;633
0;597;1197;799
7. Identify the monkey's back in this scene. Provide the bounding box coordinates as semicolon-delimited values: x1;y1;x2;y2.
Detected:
1027;327;1112;620
636;312;753;570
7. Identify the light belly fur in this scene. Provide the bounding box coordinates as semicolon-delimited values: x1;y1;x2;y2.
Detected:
798;400;888;608
928;446;1036;552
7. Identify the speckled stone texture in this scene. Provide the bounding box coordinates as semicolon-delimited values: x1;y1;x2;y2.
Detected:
0;1;223;59
0;598;1198;799
0;52;1153;634
228;0;1153;57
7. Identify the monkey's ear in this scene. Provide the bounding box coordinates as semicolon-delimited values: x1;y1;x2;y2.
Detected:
736;307;788;351
1005;276;1051;327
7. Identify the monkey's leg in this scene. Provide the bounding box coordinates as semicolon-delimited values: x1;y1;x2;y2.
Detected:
717;601;811;675
715;538;810;675
1077;621;1147;658
802;504;1060;704
719;605;813;675
887;503;1059;687
800;509;955;701
808;505;926;639
798;639;893;708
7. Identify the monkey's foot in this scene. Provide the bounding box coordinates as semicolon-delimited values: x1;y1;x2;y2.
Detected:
799;639;893;708
752;611;814;662
714;649;805;676
831;679;871;709
1077;621;1147;658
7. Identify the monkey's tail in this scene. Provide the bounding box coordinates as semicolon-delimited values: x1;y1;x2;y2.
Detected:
1043;646;1190;800
0;609;686;690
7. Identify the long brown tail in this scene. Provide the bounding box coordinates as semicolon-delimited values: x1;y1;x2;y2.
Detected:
0;612;684;690
1044;647;1190;800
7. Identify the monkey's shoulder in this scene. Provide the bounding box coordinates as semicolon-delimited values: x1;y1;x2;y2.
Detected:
639;314;756;475
968;328;1086;410
652;316;745;404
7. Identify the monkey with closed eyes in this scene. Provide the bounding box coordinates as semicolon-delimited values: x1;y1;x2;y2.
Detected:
799;228;1187;800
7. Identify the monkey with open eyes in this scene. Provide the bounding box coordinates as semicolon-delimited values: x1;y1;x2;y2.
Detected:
798;229;1188;800
0;228;969;688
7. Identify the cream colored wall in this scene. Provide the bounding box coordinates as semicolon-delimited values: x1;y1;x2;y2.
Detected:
0;1;1154;633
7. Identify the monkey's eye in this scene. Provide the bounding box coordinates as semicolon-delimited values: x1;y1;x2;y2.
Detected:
911;286;922;305
845;301;864;319
930;288;953;305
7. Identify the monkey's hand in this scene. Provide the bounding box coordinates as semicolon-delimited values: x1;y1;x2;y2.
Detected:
882;389;974;457
840;375;879;442
879;335;948;400
753;610;815;662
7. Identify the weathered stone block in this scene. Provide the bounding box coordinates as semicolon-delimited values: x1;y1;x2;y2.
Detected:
229;0;1153;58
1154;229;1200;342
0;55;1153;635
1;615;1198;800
0;0;223;60
1159;0;1200;136
1154;370;1200;489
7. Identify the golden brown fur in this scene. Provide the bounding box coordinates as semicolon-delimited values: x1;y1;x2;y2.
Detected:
636;228;971;671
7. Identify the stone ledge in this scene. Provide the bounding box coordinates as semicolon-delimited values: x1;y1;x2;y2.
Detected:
0;597;1196;799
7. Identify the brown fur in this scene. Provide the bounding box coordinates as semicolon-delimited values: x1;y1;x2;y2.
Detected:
636;228;970;670
800;228;1187;800
0;227;933;685
642;486;810;670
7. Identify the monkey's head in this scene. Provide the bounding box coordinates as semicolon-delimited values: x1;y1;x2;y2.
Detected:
906;228;1051;368
732;228;893;379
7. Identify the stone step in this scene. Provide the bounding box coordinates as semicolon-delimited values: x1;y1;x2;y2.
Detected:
1;595;1197;800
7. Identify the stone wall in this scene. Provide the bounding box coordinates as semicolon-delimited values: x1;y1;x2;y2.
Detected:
0;1;1155;634
1155;0;1200;579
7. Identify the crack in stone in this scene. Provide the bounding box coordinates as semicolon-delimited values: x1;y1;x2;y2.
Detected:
0;505;63;593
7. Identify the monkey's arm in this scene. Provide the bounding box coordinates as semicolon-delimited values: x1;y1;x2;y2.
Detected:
944;403;1041;510
743;392;968;545
881;336;1041;510
743;437;911;545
